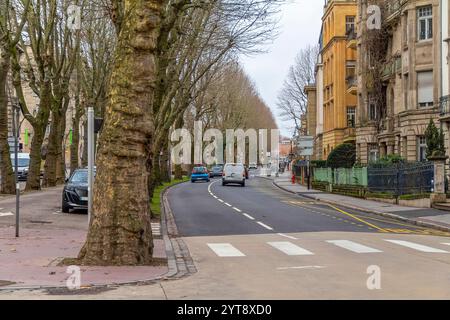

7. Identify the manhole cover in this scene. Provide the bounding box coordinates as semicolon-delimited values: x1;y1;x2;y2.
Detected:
29;220;53;224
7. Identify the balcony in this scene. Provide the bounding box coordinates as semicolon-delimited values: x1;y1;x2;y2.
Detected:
346;75;357;95
380;117;395;134
381;56;402;80
385;0;408;24
440;95;450;121
346;27;357;49
343;127;356;143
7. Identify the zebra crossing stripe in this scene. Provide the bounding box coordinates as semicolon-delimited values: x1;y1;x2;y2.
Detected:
268;242;314;256
327;240;382;253
207;243;246;257
384;240;449;253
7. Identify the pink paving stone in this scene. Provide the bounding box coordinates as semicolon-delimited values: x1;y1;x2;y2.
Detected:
0;227;168;288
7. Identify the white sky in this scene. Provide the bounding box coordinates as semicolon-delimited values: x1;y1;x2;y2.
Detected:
240;0;324;137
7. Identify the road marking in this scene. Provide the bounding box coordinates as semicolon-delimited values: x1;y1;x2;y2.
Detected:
384;240;449;253
218;199;224;203
257;222;274;231
269;242;314;256
277;233;298;240
233;207;242;213
327;204;389;233
207;243;245;257
442;243;450;246
277;266;325;271
0;212;14;217
224;202;232;207
243;213;255;220
213;195;218;199
327;240;382;253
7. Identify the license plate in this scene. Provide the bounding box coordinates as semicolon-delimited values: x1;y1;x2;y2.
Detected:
81;197;88;201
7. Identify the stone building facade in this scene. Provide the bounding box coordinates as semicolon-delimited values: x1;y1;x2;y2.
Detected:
356;0;442;164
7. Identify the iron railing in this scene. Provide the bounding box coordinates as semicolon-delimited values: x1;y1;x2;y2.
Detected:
440;95;450;116
367;162;434;196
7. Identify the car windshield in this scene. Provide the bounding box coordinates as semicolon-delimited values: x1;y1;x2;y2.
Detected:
212;167;222;171
225;164;244;173
70;171;88;183
193;167;206;173
10;158;29;167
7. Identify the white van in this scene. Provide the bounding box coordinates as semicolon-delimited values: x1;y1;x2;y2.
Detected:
10;153;30;181
222;163;246;187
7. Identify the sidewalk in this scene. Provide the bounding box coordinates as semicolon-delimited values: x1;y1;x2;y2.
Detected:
0;227;168;290
273;171;450;232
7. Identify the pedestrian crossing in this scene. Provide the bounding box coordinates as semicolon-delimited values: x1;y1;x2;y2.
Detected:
206;239;449;258
151;223;161;237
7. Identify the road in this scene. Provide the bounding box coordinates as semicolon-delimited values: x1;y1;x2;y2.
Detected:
1;174;450;299
161;173;450;299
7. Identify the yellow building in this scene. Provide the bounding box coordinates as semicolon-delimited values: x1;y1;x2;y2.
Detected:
321;0;357;159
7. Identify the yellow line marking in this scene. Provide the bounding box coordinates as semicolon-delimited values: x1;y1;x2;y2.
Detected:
327;204;390;233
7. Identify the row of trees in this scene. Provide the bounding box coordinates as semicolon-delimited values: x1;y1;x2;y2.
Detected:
0;0;283;265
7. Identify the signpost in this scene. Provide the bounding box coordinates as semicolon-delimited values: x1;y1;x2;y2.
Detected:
296;136;314;190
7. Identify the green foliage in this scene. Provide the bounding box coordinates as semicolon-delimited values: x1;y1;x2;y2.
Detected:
326;143;356;168
371;154;405;165
425;119;446;158
311;160;327;168
399;194;430;201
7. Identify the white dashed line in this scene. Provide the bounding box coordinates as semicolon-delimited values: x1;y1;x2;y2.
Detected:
327;240;382;254
224;203;232;207
277;233;298;240
207;243;245;257
268;242;314;256
0;212;14;217
233;207;242;212
243;213;255;220
218;199;224;203
384;240;449;253
257;222;274;231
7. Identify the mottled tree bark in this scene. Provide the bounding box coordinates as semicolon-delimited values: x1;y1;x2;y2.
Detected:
0;51;15;194
78;0;161;266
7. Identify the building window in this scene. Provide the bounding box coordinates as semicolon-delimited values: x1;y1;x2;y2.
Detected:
417;71;433;108
417;6;432;41
346;16;355;34
369;103;377;121
417;136;427;161
347;107;356;128
368;144;379;163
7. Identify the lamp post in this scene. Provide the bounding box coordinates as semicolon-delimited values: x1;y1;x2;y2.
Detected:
11;98;20;237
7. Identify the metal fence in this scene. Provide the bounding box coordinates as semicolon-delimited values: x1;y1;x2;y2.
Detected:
313;167;368;187
367;162;434;196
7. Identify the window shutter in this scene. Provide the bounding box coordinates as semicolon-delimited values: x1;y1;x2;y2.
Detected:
417;71;433;104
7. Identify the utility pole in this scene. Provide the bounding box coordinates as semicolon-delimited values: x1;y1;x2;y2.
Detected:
87;107;94;226
12;99;20;237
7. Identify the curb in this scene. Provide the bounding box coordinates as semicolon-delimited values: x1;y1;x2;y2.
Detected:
0;180;193;293
272;180;450;234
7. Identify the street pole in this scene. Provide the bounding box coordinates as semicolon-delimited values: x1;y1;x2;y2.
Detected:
87;107;94;226
12;103;20;237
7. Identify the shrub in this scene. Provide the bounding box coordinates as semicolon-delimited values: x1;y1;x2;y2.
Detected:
327;143;356;168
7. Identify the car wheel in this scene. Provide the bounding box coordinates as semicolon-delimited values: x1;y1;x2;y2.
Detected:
62;201;71;213
222;181;226;186
242;181;246;187
191;180;195;183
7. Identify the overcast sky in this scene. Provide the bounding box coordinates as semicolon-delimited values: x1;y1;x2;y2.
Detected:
240;0;324;137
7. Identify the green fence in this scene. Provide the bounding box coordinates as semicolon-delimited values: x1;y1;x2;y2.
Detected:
313;167;368;187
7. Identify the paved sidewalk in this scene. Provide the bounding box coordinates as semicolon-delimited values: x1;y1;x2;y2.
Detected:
273;171;450;232
0;188;170;290
0;227;168;289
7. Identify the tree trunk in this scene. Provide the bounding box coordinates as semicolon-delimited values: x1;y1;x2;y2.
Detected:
0;51;15;194
43;111;60;187
78;0;161;266
160;146;170;183
174;164;183;180
70;105;81;174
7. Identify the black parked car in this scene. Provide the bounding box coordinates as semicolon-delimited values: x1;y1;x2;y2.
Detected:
62;169;90;213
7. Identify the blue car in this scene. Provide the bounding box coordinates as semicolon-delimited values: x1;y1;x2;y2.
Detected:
191;166;210;183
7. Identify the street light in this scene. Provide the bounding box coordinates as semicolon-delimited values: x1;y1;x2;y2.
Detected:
11;98;20;237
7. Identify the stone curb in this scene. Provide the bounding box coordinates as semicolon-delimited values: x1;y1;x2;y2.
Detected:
0;180;193;292
272;179;450;234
